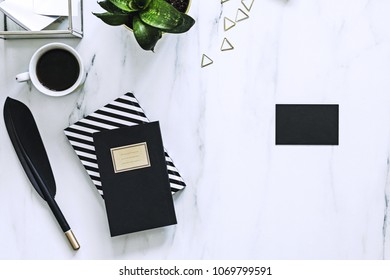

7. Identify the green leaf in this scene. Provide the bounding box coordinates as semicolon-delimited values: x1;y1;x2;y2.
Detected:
98;0;128;14
139;0;183;30
133;0;152;9
107;0;152;12
93;12;130;26
133;15;162;51
163;13;195;34
109;0;139;12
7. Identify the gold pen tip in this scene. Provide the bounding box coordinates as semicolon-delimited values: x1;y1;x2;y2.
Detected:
65;230;80;250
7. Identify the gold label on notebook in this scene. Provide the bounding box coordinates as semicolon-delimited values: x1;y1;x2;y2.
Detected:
111;142;151;173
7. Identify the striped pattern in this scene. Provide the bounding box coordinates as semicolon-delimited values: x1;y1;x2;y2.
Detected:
64;92;186;198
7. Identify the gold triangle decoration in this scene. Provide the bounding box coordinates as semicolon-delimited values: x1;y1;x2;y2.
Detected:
242;0;254;12
224;17;236;31
221;0;230;3
201;54;213;68
235;8;249;22
221;38;234;51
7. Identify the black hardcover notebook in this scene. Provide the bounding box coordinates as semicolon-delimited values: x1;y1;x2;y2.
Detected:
93;121;177;236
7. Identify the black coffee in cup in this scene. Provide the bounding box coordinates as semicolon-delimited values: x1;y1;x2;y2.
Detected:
36;49;80;92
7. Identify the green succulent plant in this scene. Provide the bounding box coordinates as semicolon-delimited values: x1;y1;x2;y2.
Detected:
93;0;195;51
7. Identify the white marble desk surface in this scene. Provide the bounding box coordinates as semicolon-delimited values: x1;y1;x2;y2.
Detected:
1;0;390;259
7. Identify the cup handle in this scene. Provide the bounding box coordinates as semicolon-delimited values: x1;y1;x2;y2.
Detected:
15;72;30;83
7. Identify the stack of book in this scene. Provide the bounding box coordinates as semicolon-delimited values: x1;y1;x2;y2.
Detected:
64;92;186;236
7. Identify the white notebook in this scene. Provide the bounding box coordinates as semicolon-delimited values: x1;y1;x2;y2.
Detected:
0;0;58;31
33;0;78;16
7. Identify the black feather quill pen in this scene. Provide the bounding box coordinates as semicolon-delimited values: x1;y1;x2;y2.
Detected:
3;97;80;250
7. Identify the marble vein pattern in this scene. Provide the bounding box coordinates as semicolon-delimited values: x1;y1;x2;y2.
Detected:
385;158;390;258
1;0;390;259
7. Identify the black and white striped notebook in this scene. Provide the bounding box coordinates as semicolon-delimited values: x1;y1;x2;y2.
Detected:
64;92;186;198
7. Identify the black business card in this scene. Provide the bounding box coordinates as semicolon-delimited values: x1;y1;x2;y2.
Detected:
276;104;339;145
93;122;177;236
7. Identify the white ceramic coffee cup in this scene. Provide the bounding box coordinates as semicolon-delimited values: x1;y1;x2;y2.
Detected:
16;43;85;97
